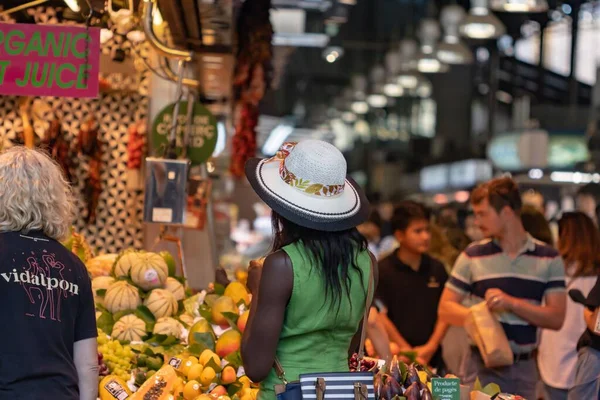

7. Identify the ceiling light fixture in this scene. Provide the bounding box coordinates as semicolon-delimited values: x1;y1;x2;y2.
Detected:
100;28;114;44
438;5;474;64
367;94;388;108
63;0;80;12
351;101;369;114
383;83;404;97
416;20;449;73
323;46;344;63
394;39;432;96
341;112;357;123
490;0;548;13
460;0;506;40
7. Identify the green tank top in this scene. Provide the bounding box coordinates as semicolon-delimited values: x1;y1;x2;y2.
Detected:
257;241;372;400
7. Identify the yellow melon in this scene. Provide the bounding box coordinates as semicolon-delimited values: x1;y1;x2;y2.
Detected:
153;317;184;337
130;252;169;291
165;277;185;301
145;289;178;319
104;281;141;314
111;314;147;342
92;276;115;307
112;249;139;278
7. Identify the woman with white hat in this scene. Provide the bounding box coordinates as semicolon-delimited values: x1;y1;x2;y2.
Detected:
240;140;378;400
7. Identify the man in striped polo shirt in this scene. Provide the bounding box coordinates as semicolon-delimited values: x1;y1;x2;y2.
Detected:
439;177;566;399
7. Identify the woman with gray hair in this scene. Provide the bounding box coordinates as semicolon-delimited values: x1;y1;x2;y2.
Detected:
0;147;98;400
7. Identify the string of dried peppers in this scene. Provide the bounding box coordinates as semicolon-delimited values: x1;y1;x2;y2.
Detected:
230;0;273;178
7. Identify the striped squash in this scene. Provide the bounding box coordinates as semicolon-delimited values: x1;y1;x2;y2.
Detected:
130;253;169;291
112;314;147;342
153;317;184;337
104;281;141;313
145;289;178;319
164;277;185;301
113;249;139;278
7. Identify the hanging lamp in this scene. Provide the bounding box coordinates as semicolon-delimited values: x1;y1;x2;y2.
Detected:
438;5;474;64
490;0;548;13
367;64;388;108
460;0;506;40
416;19;450;74
395;39;432;96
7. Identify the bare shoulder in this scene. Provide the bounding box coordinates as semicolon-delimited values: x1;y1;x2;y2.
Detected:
262;250;294;284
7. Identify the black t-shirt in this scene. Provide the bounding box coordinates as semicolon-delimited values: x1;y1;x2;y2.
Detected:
0;231;97;400
376;253;448;348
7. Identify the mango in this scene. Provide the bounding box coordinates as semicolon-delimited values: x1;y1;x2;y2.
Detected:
238;376;251;390
216;330;242;358
212;296;238;327
187;363;204;381
237;310;249;333
199;349;221;367
183;380;202;400
220;365;237;385
211;385;227;397
200;366;217;387
224;282;250;306
188;319;215;345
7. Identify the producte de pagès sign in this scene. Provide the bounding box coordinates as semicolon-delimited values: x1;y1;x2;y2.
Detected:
0;22;100;98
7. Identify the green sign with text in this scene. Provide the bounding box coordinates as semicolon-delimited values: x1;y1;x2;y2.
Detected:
152;101;217;165
431;378;460;400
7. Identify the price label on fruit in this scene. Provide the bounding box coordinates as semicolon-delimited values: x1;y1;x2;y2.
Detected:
431;378;460;400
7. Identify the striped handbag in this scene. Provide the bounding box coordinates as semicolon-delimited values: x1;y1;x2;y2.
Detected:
274;262;374;400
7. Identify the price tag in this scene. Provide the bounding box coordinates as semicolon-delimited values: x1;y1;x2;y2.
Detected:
431;378;460;400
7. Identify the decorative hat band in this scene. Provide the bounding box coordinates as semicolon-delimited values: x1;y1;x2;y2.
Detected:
266;142;346;197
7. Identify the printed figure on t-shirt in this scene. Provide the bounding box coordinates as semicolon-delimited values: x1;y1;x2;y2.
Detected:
376;200;449;371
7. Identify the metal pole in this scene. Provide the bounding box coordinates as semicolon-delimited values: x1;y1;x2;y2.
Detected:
568;1;581;105
537;24;546;101
167;59;185;159
487;45;499;140
201;164;218;272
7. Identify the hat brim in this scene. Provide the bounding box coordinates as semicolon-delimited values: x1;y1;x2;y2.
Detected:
245;157;370;232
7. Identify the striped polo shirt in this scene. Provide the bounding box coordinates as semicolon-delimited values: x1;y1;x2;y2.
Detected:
446;235;566;354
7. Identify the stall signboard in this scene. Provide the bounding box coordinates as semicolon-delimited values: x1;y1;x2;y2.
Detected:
152;101;218;166
431;378;460;400
0;23;100;98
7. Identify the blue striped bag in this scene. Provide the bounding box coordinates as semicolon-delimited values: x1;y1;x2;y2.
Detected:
274;264;374;400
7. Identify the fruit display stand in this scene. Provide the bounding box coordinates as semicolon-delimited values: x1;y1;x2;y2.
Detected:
77;235;254;400
75;237;525;400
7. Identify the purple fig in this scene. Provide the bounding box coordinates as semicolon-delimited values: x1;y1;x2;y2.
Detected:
405;365;419;388
389;356;402;383
421;387;433;400
404;382;421;400
388;375;403;397
381;380;393;400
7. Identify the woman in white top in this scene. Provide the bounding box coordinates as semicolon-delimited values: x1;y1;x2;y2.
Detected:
538;212;600;400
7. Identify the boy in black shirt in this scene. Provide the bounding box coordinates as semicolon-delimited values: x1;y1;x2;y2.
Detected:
376;201;449;370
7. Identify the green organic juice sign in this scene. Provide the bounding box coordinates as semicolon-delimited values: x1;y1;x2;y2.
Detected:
0;22;100;98
431;378;460;400
152;101;218;165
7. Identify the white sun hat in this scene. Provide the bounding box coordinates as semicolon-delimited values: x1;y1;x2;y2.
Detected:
245;140;370;232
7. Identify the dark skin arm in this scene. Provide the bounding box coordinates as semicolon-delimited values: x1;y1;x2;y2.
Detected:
242;250;379;381
241;251;293;383
348;252;379;357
